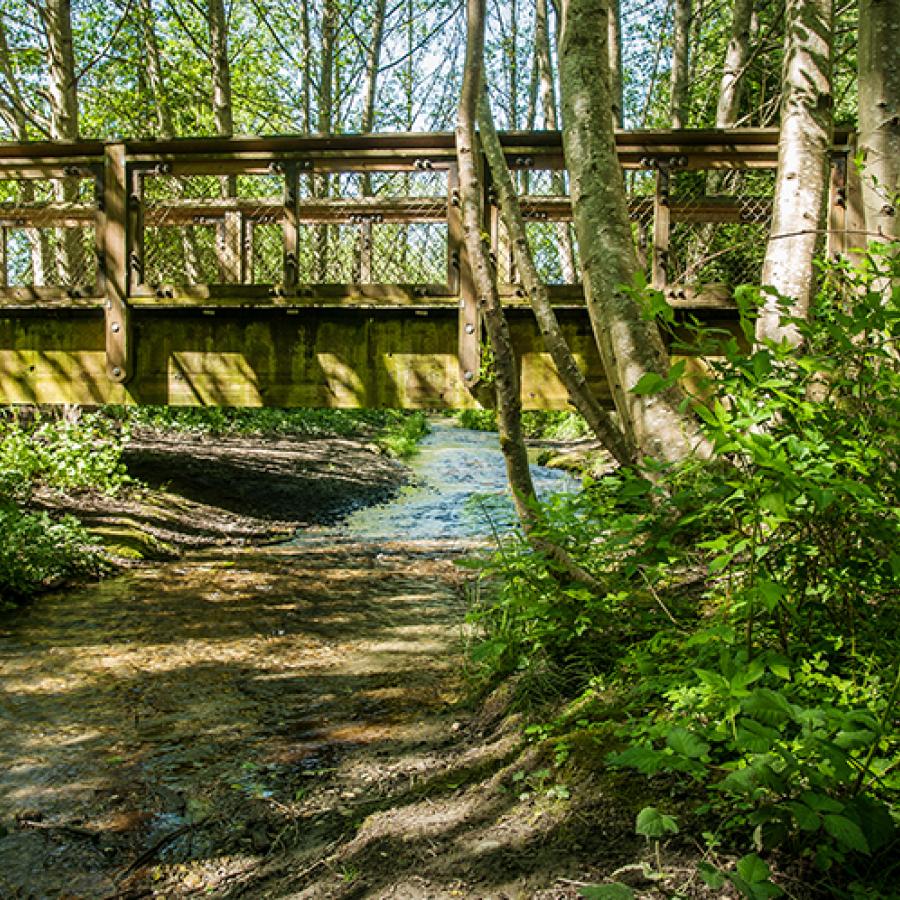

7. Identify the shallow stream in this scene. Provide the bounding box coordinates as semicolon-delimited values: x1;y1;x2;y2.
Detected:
316;419;580;544
0;421;582;896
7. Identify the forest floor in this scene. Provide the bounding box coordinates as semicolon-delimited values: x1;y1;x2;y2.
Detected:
0;434;703;899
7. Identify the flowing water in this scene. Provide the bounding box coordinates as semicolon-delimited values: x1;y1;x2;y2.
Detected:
0;422;582;896
317;419;580;545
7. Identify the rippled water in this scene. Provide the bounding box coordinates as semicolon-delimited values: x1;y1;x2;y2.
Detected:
320;419;580;543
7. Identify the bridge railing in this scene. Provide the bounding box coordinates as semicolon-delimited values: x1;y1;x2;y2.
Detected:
0;130;859;383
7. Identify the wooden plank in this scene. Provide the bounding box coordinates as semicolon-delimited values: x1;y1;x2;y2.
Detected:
652;168;671;290
0;226;6;288
102;143;132;382
127;282;455;305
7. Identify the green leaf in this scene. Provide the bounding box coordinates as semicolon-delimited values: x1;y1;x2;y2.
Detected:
631;373;667;396
666;727;710;759
579;885;635;900
737;854;771;884
823;815;870;853
698;862;726;889
635;806;679;839
788;801;820;832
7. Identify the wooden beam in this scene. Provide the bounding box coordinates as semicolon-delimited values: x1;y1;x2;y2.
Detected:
101;143;132;383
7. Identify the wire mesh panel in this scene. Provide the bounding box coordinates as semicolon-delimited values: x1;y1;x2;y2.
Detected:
667;168;776;289
141;173;284;287
627;169;656;279
0;176;97;293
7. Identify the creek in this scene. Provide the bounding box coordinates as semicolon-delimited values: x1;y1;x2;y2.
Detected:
321;419;580;544
0;422;581;896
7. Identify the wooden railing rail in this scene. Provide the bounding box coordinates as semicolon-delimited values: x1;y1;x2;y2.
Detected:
0;129;860;385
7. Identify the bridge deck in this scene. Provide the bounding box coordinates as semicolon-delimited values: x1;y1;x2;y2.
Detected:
0;130;862;408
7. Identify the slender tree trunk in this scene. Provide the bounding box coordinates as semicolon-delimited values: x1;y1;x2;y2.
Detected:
716;0;753;128
358;0;387;280
608;0;623;127
314;0;336;281
670;0;691;127
300;0;312;133
0;17;47;283
42;0;81;287
457;0;537;527
535;0;577;279
858;0;899;243
138;0;202;283
508;0;519;128
558;0;710;463
209;0;234;137
479;99;634;466
758;0;833;344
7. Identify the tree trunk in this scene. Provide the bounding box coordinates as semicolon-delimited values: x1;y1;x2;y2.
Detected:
758;0;833;344
858;0;899;243
209;0;234;137
558;0;710;463
534;0;577;280
313;0;336;282
358;0;387;280
479;98;634;466
41;0;81;288
715;0;753;128
457;0;537;527
670;0;691;127
138;0;202;283
0;17;48;284
608;0;623;127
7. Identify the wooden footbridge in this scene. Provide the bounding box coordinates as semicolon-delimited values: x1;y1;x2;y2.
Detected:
0;129;859;408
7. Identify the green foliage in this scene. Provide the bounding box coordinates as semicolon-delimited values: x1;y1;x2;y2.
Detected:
465;246;900;895
0;411;126;607
0;505;103;607
105;405;420;441
0;412;131;499
457;409;589;442
376;411;429;458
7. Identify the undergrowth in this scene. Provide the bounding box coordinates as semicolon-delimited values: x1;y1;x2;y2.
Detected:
458;408;591;441
464;245;900;898
108;405;427;450
0;412;121;606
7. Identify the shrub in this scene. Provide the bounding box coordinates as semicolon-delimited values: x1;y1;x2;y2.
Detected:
467;244;900;894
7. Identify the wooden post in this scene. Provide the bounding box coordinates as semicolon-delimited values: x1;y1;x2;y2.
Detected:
240;214;254;283
101;142;132;383
283;162;298;293
359;220;373;282
220;210;242;282
448;162;482;387
0;226;7;287
652;165;671;290
827;151;848;260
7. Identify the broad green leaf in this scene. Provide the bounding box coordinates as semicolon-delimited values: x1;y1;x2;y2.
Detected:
631;373;667;396
823;815;870;853
635;806;679;839
737;853;771;884
788;801;820;832
666;727;710;759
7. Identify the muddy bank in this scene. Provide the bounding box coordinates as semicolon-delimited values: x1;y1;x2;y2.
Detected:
34;433;409;557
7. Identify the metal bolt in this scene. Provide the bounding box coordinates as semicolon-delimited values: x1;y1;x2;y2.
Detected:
112;366;122;378
111;322;120;334
465;323;475;334
464;371;474;381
